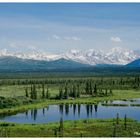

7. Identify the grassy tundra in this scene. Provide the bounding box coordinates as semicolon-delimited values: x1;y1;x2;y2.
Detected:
0;118;140;137
0;73;140;137
0;74;140;113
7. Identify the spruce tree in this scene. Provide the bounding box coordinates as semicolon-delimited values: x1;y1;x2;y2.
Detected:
89;81;93;95
59;87;63;100
64;85;68;99
72;85;77;98
85;81;89;95
69;86;73;97
59;117;64;136
77;84;80;98
46;87;50;99
116;113;119;125
42;83;45;99
30;85;33;99
105;89;108;96
110;89;113;95
94;84;97;95
113;124;116;137
25;87;29;98
124;114;127;130
32;84;37;99
54;128;58;137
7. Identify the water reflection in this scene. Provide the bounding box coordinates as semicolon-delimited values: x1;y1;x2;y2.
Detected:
65;104;69;116
94;104;98;112
58;103;98;118
1;99;140;124
78;104;81;117
31;109;33;118
86;104;90;117
46;106;49;110
43;108;45;116
30;109;38;121
73;104;76;115
34;109;37;121
59;104;63;115
90;104;93;116
94;104;98;117
25;110;28;117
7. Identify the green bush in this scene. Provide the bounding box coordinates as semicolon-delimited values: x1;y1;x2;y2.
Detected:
0;96;31;109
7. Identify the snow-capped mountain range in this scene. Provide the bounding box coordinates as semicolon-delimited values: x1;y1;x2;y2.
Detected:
0;47;139;65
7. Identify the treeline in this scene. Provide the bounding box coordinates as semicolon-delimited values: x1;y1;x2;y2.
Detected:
25;83;50;100
25;80;113;100
56;80;113;100
0;76;140;90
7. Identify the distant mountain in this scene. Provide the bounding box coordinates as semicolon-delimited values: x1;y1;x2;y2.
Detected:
0;56;90;72
0;47;139;66
126;58;140;67
64;47;140;65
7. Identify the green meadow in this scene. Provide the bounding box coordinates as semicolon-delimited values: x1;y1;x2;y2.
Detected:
0;118;140;137
0;73;140;137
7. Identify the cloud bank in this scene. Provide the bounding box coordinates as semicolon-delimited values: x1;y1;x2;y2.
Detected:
110;37;122;43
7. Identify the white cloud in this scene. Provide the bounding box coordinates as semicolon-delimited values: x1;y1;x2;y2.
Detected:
51;35;81;41
110;37;122;43
63;36;81;41
52;35;60;40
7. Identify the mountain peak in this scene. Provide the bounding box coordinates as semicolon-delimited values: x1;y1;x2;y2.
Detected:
0;47;139;65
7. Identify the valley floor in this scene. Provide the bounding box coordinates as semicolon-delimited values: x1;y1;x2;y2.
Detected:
0;74;140;137
0;118;140;137
0;89;140;114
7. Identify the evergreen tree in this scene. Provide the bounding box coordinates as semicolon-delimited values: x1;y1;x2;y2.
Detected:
30;84;37;99
54;127;58;137
64;85;69;99
41;83;45;99
85;81;89;95
89;81;93;95
59;87;63;100
59;117;64;135
110;89;113;95
77;84;80;98
46;87;50;99
68;86;72;97
113;124;116;137
124;114;127;130
30;85;33;99
116;113;119;125
32;84;37;99
72;85;77;98
25;87;29;97
105;89;108;96
94;84;97;95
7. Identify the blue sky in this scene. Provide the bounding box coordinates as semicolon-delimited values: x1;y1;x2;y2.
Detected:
0;3;140;53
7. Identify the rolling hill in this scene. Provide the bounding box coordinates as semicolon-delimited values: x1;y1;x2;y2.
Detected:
126;59;140;67
0;56;90;72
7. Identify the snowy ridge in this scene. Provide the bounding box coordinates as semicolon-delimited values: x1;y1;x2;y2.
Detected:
64;47;139;65
0;47;139;65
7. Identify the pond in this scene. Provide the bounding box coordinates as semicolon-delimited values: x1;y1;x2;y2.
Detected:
0;98;140;124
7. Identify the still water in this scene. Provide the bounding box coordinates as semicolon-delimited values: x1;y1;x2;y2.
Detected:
0;99;140;124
